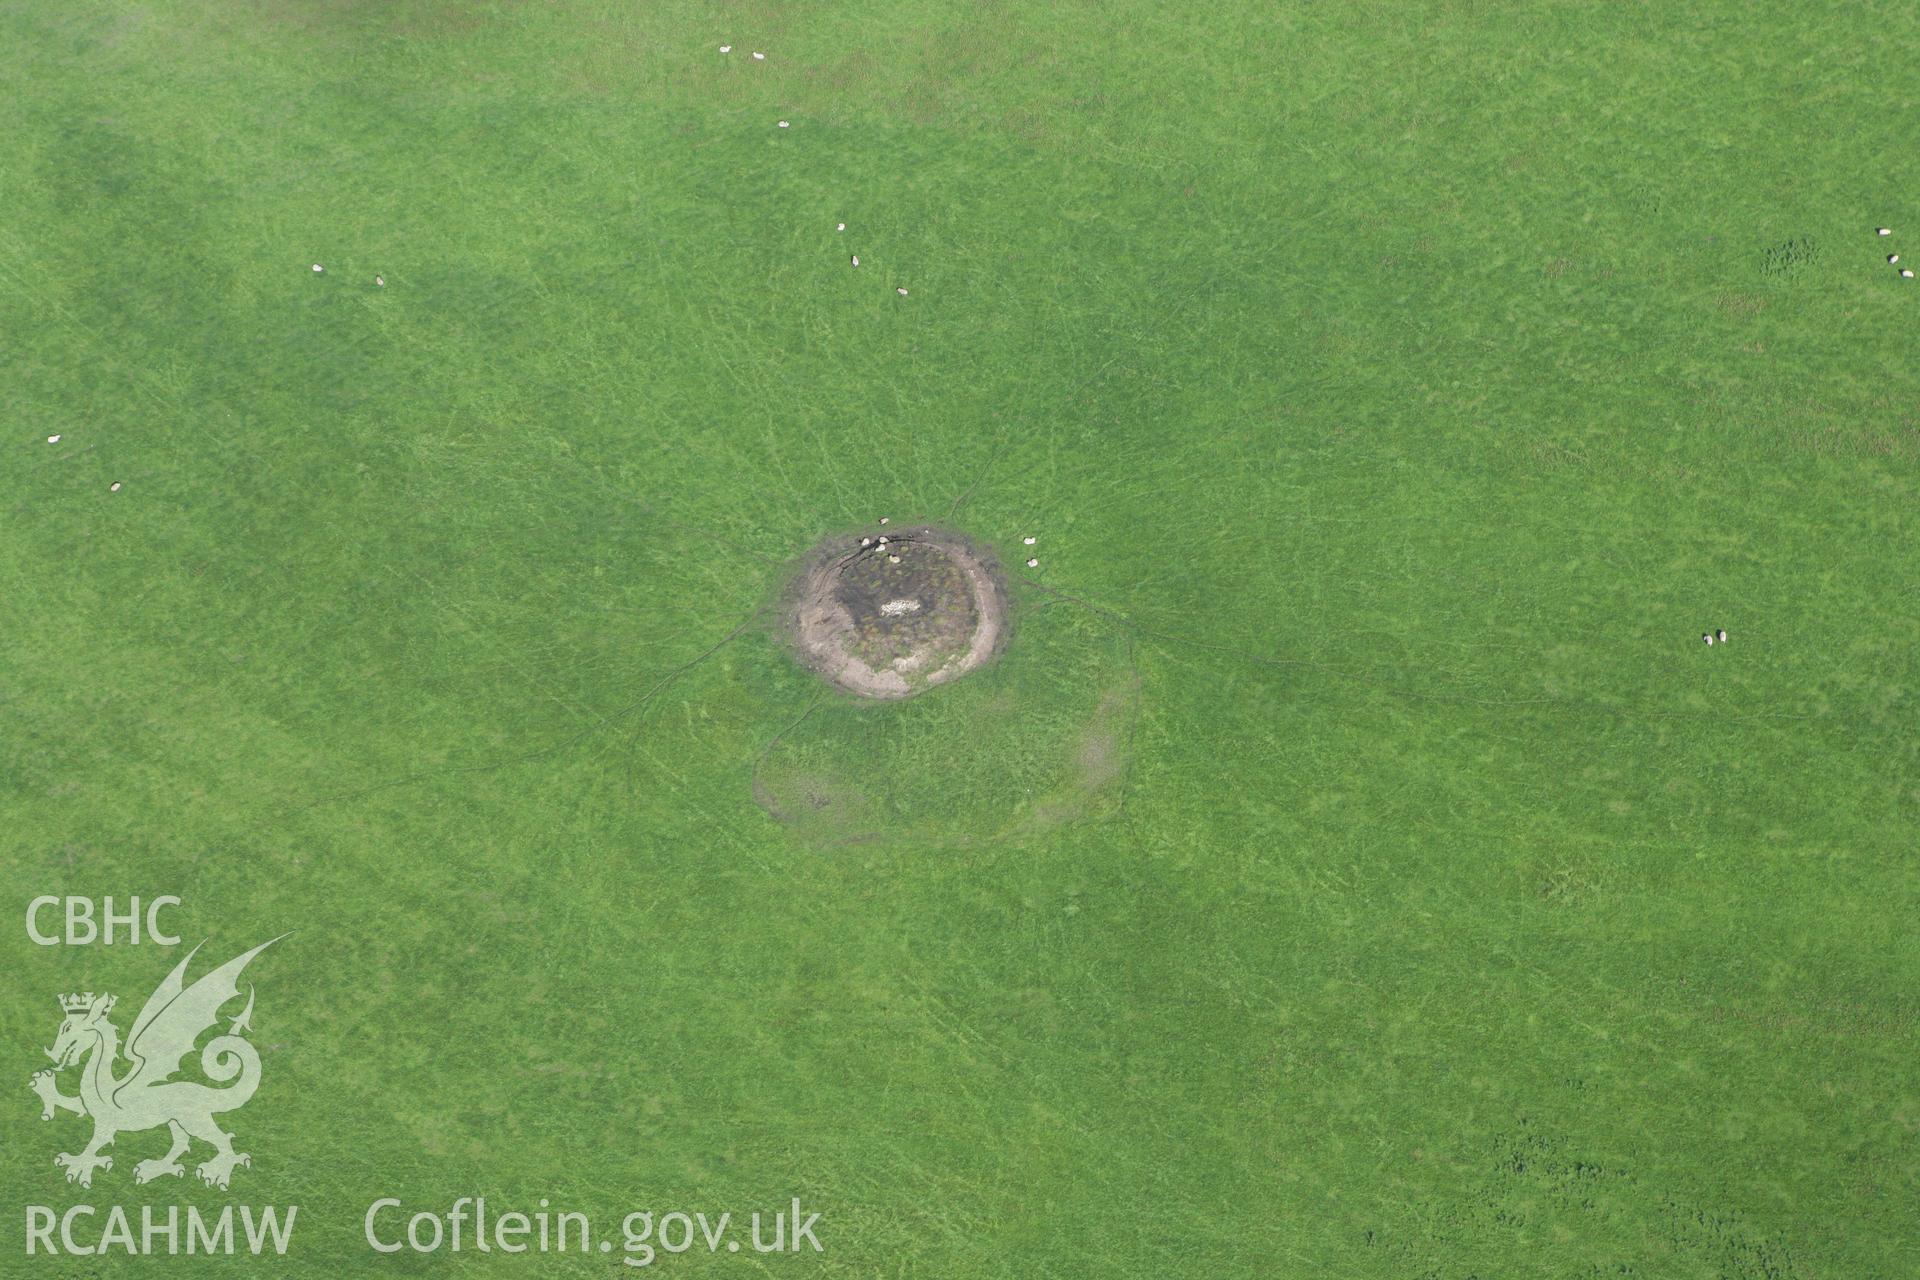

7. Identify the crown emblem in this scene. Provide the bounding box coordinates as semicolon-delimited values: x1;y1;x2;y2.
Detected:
59;992;113;1014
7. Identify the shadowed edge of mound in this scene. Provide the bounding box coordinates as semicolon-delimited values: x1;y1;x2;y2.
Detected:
778;524;1012;700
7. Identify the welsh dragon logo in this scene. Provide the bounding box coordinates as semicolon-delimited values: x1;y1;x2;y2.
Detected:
29;937;285;1190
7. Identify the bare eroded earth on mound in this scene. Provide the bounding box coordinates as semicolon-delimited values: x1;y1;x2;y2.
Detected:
783;526;1010;699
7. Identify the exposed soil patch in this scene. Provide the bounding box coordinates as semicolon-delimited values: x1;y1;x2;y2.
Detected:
782;525;1010;699
752;770;873;838
1023;674;1140;832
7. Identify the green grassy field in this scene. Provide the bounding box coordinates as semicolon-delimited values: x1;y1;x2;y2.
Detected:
3;1;1917;1274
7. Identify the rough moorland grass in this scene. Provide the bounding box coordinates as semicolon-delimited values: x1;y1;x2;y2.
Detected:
1;1;1916;1276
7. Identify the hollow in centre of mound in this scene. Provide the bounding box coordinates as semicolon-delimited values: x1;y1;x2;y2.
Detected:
784;528;1009;699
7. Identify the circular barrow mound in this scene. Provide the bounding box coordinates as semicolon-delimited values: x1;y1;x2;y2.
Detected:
782;526;1010;699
